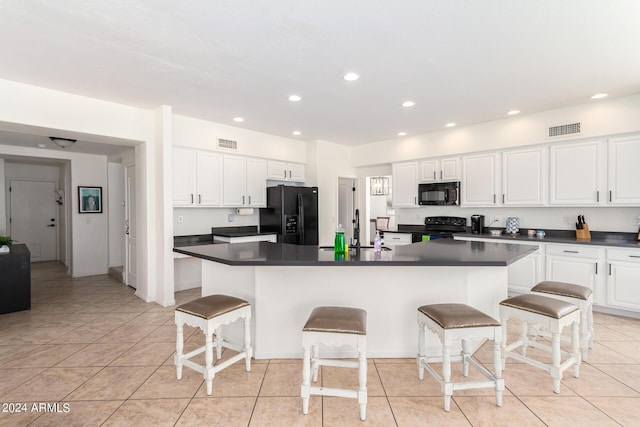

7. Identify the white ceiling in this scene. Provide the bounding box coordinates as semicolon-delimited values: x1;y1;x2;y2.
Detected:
1;1;640;148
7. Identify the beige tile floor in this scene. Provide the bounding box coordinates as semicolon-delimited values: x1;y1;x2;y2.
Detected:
1;261;640;426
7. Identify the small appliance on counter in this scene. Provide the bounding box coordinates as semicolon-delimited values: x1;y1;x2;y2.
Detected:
471;215;485;234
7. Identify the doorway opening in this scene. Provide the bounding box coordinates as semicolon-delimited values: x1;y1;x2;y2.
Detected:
365;175;394;244
337;177;357;246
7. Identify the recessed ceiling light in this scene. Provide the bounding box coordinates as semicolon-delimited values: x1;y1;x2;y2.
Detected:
292;131;301;136
445;122;456;128
288;95;301;102
397;132;407;136
343;72;359;81
591;93;608;100
507;110;520;115
233;117;244;122
402;101;415;108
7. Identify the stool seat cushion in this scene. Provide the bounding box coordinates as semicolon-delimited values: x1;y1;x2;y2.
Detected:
176;294;250;320
531;281;592;300
303;306;367;335
418;303;500;329
500;294;578;319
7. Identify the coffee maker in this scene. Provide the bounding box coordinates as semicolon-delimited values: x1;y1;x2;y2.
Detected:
471;215;485;234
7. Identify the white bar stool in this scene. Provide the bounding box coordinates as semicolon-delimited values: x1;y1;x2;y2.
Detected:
301;306;367;421
417;303;504;412
530;280;594;361
500;294;580;393
174;294;252;395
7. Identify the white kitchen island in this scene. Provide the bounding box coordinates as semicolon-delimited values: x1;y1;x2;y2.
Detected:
174;240;537;359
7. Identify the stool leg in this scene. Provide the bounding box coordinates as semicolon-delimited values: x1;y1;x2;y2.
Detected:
311;343;319;382
493;338;504;407
520;320;529;357
204;333;215;395
501;319;508;370
461;339;471;377
579;307;589;361
417;325;426;380
244;315;252;372
551;332;561;394
175;322;184;380
358;350;367;421
442;342;452;412
301;344;311;415
572;320;581;379
215;326;223;360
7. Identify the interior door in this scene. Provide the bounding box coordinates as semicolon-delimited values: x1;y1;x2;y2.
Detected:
125;165;137;288
9;180;58;261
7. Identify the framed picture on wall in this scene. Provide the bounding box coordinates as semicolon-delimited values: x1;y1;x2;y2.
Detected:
78;186;102;213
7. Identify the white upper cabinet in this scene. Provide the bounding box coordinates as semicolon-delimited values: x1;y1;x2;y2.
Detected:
196;151;223;207
392;161;419;207
549;139;605;205
267;160;305;182
419;156;460;182
607;135;640;205
461;153;500;206
223;155;267;207
502;146;547;206
173;147;222;207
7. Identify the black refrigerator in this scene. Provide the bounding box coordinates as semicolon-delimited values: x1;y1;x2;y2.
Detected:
259;185;319;245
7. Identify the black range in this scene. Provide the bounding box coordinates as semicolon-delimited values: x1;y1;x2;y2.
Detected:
398;216;467;243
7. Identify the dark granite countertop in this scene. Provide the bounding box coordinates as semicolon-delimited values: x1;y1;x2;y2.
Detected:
211;226;277;238
455;229;640;249
173;240;538;267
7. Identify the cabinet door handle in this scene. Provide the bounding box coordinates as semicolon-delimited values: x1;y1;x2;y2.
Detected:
191;194;194;203
630;255;640;259
284;170;287;178
433;171;436;180
414;196;417;204
563;250;579;253
289;170;292;178
502;194;505;203
595;263;598;274
440;170;443;180
609;263;612;275
493;194;496;203
596;191;599;202
198;194;201;204
248;196;251;205
609;190;612;202
242;195;245;205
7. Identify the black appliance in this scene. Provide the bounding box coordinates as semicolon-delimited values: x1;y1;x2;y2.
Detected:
398;216;467;242
471;214;485;234
259;185;319;245
418;181;460;206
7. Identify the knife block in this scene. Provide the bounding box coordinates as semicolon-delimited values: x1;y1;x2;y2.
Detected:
576;224;591;240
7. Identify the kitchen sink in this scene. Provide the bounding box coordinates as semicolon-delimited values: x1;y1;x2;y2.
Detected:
318;246;392;251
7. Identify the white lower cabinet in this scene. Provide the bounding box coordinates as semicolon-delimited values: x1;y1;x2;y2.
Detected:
606;248;640;311
383;232;413;247
545;244;605;305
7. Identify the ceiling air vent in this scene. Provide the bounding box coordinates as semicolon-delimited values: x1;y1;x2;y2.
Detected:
217;138;238;150
547;122;581;139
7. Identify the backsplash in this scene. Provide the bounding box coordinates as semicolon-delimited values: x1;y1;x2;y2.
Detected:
173;208;258;235
396;206;640;233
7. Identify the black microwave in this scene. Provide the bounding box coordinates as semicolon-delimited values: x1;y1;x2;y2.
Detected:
418;181;460;206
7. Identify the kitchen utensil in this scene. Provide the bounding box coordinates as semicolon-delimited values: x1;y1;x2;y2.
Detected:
489;229;503;236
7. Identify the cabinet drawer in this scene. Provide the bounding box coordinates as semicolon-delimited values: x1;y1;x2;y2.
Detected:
383;232;413;244
607;248;640;263
546;244;601;258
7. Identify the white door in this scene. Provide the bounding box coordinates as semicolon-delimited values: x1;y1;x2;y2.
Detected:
9;180;58;261
125;165;137;289
338;178;355;245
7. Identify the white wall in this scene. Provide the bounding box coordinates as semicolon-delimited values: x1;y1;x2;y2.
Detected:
0;159;6;235
307;140;356;245
172;114;306;162
352;93;640;166
173;208;259;236
107;162;125;267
